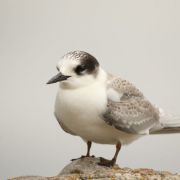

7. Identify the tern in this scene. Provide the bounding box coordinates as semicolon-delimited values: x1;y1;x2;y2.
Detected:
47;51;180;167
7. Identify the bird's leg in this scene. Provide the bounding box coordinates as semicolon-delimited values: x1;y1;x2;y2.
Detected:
98;142;121;167
71;141;94;161
86;141;92;157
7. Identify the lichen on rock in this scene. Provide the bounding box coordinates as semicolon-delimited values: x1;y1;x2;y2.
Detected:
9;157;180;180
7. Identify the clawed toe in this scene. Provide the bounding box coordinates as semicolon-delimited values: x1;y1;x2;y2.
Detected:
71;155;85;161
71;155;95;161
98;157;116;167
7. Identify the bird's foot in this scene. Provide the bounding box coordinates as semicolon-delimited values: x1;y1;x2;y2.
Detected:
71;155;95;161
98;157;116;167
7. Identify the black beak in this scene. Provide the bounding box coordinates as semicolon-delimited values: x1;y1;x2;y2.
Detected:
46;72;71;84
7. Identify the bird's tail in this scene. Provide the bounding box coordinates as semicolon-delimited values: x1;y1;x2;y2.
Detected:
150;108;180;134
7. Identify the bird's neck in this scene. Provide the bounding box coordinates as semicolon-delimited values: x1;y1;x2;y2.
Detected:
95;67;107;84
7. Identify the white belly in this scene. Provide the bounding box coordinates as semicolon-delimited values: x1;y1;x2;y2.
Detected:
55;84;141;145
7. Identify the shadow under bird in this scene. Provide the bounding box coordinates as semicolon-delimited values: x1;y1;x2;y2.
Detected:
47;51;180;167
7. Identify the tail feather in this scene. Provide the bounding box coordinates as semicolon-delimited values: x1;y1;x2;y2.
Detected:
151;127;180;134
150;108;180;134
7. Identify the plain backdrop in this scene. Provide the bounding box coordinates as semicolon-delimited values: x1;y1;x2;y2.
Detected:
0;0;180;179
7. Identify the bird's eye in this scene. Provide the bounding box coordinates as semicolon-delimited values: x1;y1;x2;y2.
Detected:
75;65;86;75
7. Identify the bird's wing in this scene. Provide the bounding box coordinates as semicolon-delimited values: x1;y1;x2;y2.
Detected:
54;112;77;136
103;75;160;134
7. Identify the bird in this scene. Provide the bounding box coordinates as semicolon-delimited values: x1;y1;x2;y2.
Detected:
47;50;180;167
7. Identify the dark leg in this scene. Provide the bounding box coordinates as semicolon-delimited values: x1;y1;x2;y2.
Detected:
86;141;92;157
71;141;94;161
98;142;121;167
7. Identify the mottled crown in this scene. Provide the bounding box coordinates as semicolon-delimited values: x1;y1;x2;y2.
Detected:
63;51;99;75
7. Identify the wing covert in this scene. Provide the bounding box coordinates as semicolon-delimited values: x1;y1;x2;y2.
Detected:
103;76;159;134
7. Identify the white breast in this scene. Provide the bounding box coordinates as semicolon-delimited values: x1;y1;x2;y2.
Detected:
55;82;141;145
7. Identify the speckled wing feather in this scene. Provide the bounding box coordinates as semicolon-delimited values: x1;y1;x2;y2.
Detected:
103;75;160;134
54;112;77;136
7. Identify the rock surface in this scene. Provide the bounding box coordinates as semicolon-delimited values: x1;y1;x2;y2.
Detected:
9;157;180;180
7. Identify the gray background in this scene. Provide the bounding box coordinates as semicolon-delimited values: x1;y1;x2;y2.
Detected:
0;0;180;179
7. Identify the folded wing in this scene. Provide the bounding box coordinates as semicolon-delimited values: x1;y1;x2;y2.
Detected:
103;75;160;134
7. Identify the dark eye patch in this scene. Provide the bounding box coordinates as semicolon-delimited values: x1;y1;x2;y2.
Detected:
75;65;87;75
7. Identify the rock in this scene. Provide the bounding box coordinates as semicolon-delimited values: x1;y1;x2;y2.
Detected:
9;157;180;180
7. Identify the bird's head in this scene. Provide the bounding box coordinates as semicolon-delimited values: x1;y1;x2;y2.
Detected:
47;51;105;89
